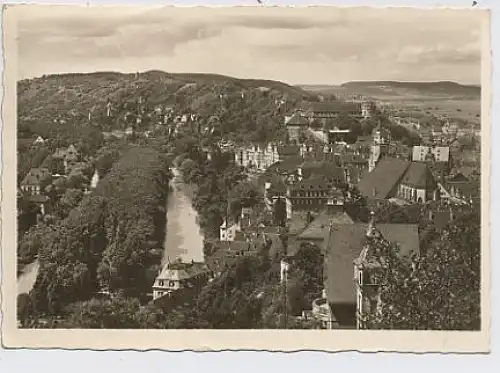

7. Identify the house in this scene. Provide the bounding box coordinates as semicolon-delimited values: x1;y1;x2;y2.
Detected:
323;218;420;328
339;154;369;185
205;240;263;276
29;194;50;215
234;143;281;171
358;158;438;204
353;215;420;328
361;102;373;119
396;162;439;203
446;181;479;204
294;204;354;253
286;175;346;219
412;145;450;164
20;168;51;196
300;101;362;120
285;112;310;142
33;135;46;145
152;261;212;300
358;158;411;200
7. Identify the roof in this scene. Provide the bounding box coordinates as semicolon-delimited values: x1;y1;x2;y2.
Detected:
156;262;209;282
300;161;346;183
265;156;303;175
29;194;49;203
304;101;361;113
340;154;368;165
448;181;480;198
324;223;419;304
285;112;309;126
448;172;471;183
358;158;411;199
278;145;300;156
21;168;51;186
400;162;437;190
298;211;354;241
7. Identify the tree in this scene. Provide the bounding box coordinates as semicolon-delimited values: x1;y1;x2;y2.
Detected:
365;211;480;330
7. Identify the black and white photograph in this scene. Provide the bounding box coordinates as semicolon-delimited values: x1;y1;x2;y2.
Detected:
1;4;490;351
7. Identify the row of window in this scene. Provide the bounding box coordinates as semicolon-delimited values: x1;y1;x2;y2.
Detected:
292;199;325;205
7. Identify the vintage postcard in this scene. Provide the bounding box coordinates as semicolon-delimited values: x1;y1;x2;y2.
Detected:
1;4;491;352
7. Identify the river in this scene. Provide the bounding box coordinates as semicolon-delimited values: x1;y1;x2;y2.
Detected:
16;167;204;296
163;168;205;264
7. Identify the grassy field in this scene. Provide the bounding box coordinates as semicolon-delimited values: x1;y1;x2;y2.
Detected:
300;81;481;126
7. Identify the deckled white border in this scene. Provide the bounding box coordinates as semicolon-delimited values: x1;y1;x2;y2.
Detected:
0;1;494;355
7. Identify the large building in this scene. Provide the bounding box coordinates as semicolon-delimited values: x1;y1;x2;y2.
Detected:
353;215;420;329
285;112;310;142
323;218;420;328
234;143;300;171
412;145;450;163
152;261;212;300
358;158;439;203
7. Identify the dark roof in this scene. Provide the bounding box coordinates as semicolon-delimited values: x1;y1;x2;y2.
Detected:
266;156;303;174
300;161;346;183
448;172;471;183
400;162;437;189
448;181;480;198
358;158;411;199
324;223;419;304
340;154;368;165
21;168;51;186
285;112;309;126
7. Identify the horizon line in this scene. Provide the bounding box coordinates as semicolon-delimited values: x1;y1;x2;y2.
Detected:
17;70;481;88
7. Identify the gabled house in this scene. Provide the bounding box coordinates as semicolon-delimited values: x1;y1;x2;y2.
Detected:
358;158;411;200
358;158;438;204
396;162;439;203
285;112;309;142
323;219;420;328
152;261;212;300
20;168;51;196
353;215;420;329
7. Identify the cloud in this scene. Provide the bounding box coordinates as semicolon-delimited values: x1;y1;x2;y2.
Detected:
15;5;485;85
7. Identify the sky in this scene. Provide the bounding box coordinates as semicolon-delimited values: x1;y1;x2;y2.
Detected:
14;5;486;85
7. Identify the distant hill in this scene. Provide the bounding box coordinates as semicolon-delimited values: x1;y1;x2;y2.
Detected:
17;70;317;143
299;81;480;99
340;81;480;97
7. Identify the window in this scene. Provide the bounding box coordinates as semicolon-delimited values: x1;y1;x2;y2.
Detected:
359;270;363;286
158;291;164;297
168;281;175;288
159;280;164;287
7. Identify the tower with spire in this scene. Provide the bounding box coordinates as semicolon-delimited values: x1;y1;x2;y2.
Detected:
353;211;386;329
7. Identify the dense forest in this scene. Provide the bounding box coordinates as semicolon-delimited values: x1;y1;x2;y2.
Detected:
21;147;171;320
